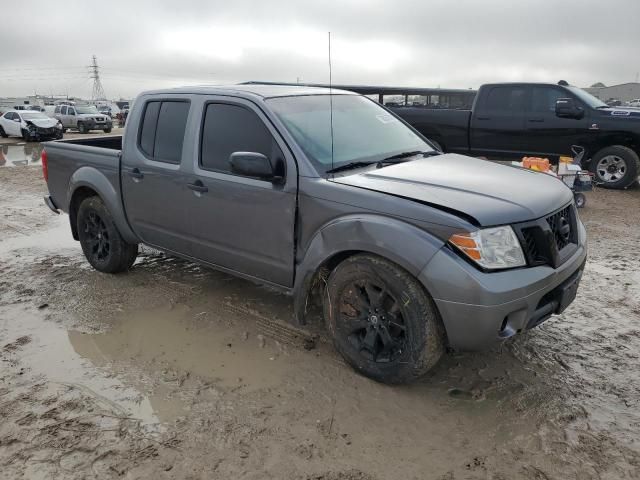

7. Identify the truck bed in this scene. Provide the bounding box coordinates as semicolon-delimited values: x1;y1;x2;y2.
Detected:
44;135;123;215
390;107;471;154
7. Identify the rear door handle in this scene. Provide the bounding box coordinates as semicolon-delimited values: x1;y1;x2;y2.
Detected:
129;168;144;181
476;116;491;120
187;180;208;194
528;118;545;122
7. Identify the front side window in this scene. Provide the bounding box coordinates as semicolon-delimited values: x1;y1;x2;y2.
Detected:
484;86;526;113
68;108;76;116
200;103;283;175
267;94;432;174
61;106;67;115
138;100;190;164
531;87;567;113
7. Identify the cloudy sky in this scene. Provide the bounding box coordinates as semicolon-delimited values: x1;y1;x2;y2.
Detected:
1;0;638;99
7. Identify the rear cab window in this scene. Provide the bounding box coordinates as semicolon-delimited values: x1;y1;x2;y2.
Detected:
482;86;527;114
137;100;190;164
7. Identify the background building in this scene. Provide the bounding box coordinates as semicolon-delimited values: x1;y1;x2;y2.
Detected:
584;82;640;103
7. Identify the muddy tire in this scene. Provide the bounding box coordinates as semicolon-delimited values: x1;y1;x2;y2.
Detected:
323;254;445;384
589;145;639;189
77;196;138;273
0;126;7;138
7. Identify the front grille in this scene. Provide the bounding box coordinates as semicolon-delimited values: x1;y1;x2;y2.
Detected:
546;205;574;251
515;204;578;268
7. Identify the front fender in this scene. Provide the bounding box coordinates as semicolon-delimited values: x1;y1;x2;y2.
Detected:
68;166;138;244
292;214;445;323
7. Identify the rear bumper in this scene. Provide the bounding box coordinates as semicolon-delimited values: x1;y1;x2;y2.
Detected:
419;220;587;350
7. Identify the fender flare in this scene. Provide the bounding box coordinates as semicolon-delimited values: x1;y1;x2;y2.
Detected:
292;214;445;323
68;166;138;244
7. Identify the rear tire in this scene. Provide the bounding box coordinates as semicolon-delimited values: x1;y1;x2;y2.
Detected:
589;145;639;189
0;126;7;138
77;196;138;273
323;254;445;384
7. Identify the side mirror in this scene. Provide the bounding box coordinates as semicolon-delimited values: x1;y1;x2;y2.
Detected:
14;117;21;122
555;98;584;119
229;152;282;183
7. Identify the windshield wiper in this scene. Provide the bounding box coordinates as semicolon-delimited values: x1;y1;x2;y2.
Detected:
379;150;441;165
326;161;376;174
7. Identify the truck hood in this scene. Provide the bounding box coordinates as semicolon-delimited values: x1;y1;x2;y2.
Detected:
333;154;574;226
596;107;640;119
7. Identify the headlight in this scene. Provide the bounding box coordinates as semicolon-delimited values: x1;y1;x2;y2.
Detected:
56;123;62;129
449;226;526;270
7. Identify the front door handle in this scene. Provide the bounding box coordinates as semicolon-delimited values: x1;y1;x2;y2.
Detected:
187;180;208;194
129;168;144;181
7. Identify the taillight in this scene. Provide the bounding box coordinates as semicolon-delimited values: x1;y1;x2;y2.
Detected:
41;149;48;181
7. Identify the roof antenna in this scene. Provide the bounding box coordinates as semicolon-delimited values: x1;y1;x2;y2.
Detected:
328;31;335;178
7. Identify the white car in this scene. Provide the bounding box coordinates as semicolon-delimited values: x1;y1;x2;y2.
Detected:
628;99;640;108
0;110;63;141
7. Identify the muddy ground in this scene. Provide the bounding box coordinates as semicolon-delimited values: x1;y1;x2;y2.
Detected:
0;159;639;479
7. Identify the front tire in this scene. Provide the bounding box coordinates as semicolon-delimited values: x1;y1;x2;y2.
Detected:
0;126;7;138
77;122;88;134
589;145;639;189
103;127;112;134
77;196;138;273
323;254;445;384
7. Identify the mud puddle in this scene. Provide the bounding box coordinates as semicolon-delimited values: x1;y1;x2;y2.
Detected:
2;300;299;425
0;143;43;167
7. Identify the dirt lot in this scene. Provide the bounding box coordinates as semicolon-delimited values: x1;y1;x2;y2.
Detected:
1;160;639;479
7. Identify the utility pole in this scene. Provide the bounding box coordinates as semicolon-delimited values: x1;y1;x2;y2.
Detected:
89;55;106;101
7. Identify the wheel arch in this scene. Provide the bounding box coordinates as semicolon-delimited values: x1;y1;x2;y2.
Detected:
292;214;445;324
68;167;138;244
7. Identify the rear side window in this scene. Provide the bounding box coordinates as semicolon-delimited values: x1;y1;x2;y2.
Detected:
61;106;67;115
484;86;526;113
138;100;190;164
200;103;283;175
54;106;61;114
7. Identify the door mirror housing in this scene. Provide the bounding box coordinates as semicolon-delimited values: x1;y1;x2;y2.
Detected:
229;152;283;183
14;117;21;122
555;98;584;119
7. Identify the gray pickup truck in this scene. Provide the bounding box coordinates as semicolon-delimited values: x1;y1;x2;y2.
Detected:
42;85;587;383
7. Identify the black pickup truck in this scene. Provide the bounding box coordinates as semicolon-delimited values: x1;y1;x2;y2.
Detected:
390;82;640;189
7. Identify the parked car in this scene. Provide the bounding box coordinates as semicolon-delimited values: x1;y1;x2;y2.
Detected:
52;104;113;133
0;110;63;141
42;85;587;384
97;105;113;118
629;99;640;108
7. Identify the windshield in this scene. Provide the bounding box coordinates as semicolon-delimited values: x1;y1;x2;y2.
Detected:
267;94;432;174
566;86;607;108
76;106;99;114
21;112;49;120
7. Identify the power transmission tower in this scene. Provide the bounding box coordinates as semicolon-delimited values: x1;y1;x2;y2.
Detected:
89;55;106;101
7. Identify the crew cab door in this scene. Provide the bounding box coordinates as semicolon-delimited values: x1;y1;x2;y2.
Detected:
469;85;528;158
121;98;195;255
520;85;590;157
182;97;297;287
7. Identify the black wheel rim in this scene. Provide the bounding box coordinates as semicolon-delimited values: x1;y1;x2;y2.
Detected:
83;211;110;262
337;280;407;363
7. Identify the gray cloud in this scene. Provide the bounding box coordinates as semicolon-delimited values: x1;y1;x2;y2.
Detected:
1;0;638;99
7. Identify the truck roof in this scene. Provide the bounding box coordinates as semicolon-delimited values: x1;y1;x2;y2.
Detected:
139;84;356;99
